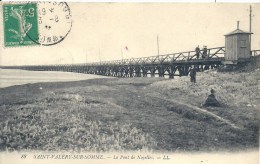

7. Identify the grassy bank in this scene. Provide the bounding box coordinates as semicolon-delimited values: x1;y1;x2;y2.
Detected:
0;70;259;152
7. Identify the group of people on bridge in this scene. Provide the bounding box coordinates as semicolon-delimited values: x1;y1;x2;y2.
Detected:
195;45;208;59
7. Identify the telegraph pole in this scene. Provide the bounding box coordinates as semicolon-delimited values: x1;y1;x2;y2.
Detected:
249;5;252;49
249;5;252;33
121;48;123;61
86;50;88;63
99;48;101;63
157;35;160;57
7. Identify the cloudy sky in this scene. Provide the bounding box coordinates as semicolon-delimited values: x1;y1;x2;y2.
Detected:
1;3;260;65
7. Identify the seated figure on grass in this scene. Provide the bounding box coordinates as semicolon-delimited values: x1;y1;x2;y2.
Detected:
203;89;221;107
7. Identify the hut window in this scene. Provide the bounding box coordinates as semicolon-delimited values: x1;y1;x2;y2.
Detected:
240;40;246;48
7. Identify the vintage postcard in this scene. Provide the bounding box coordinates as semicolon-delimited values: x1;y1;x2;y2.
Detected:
0;1;259;164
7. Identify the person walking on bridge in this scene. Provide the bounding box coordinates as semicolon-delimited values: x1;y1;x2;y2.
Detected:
195;46;200;59
202;46;207;59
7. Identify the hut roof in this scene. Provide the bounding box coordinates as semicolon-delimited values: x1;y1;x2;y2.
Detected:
225;29;253;36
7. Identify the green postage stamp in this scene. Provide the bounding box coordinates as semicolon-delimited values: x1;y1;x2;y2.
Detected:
3;3;39;47
2;2;72;47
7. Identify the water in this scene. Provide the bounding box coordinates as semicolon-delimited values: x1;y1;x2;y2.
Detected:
0;69;110;88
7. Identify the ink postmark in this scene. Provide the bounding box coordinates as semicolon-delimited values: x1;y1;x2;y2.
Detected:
3;2;72;47
31;2;73;46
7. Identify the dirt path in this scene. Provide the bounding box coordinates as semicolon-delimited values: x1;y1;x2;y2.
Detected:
102;85;248;151
151;94;242;129
117;84;241;129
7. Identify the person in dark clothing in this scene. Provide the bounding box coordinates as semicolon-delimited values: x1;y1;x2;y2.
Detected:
195;46;200;59
203;89;221;107
190;67;196;83
202;46;207;59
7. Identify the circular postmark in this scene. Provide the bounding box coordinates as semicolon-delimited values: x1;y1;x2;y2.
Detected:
26;2;72;46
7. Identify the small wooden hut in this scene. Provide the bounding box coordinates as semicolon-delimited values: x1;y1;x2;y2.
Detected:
224;22;253;64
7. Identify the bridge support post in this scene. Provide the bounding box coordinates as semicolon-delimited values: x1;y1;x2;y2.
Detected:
168;66;175;79
142;67;148;77
158;65;164;77
129;67;133;77
135;67;141;77
150;67;155;77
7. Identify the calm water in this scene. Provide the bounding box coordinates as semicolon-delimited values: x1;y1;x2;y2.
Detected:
0;69;110;88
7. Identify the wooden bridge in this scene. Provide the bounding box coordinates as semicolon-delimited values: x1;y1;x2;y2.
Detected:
1;47;260;78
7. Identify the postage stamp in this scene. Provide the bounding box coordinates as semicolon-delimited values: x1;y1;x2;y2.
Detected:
2;2;72;47
3;3;39;47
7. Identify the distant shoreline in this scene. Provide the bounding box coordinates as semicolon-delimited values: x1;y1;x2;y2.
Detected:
0;69;111;88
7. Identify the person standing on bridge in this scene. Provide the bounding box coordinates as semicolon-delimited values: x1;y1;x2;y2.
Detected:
195;46;200;59
202;46;207;59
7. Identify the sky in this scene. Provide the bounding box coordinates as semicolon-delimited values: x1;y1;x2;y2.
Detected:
0;3;260;66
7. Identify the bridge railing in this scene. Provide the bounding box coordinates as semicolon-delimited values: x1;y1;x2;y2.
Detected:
13;47;223;69
85;47;225;66
3;47;260;71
